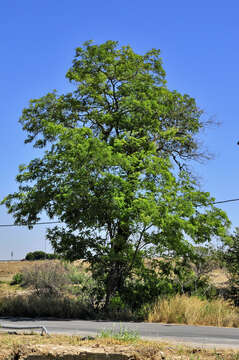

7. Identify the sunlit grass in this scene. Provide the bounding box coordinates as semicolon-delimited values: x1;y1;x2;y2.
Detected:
147;294;239;327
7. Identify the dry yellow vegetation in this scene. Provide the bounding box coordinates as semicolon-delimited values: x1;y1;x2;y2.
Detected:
0;260;50;298
147;295;239;327
209;268;229;288
0;260;46;282
0;260;87;282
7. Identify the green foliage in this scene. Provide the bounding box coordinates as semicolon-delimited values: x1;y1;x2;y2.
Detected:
222;228;239;305
166;257;216;298
67;266;86;285
98;326;140;342
2;40;230;310
110;256;216;312
66;265;101;308
120;267;174;310
25;251;58;260
10;272;23;285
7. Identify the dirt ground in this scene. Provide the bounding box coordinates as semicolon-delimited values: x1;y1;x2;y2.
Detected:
0;333;239;360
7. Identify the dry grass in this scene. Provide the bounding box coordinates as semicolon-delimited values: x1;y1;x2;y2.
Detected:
209;268;230;289
147;295;239;327
0;282;23;299
0;260;88;297
0;260;87;282
0;333;239;359
0;260;47;282
0;260;51;298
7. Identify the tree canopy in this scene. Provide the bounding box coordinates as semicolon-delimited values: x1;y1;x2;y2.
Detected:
2;40;230;309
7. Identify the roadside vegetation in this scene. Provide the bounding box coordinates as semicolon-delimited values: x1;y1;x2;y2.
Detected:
0;242;239;327
147;295;239;327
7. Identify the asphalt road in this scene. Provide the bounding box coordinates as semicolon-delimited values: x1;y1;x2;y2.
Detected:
1;318;239;348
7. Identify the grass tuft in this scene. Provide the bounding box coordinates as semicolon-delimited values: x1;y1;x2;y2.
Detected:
98;326;140;342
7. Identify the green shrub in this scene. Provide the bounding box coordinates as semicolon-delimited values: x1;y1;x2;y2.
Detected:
222;228;239;306
10;273;23;285
67;265;87;284
25;251;58;260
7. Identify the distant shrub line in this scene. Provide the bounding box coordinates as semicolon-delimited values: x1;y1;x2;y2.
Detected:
24;251;59;261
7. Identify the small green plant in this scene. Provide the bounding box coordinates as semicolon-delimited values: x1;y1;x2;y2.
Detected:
11;272;23;285
98;326;140;342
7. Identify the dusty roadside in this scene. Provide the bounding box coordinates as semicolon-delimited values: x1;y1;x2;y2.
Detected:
1;333;239;360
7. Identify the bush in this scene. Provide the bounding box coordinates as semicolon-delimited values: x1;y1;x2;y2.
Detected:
222;228;239;305
21;261;71;296
25;251;58;261
117;257;216;313
10;272;23;285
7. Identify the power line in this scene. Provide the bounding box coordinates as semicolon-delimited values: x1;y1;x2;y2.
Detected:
213;198;239;205
0;221;60;228
0;198;238;228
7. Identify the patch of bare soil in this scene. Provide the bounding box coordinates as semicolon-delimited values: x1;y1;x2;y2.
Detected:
0;333;239;360
6;343;239;360
2;343;162;360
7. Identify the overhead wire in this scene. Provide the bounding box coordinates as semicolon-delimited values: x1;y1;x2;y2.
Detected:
0;221;60;228
213;198;239;205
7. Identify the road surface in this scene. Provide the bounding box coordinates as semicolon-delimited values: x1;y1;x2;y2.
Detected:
1;318;239;348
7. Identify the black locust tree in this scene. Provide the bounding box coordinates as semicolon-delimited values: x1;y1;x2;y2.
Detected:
2;41;229;309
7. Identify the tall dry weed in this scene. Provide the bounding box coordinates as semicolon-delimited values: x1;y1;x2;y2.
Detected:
147;295;239;327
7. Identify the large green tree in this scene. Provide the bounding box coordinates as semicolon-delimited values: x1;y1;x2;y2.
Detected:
2;41;229;309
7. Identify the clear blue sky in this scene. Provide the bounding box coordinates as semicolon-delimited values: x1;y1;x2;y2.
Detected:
0;0;238;259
